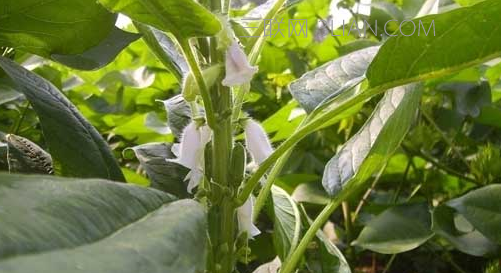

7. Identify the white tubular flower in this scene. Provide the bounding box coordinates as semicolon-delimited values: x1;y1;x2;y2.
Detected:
222;41;258;87
169;122;211;193
237;195;261;238
244;119;273;165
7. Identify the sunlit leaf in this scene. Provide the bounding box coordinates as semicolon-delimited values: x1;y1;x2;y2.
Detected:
97;0;221;39
367;0;501;90
322;84;421;196
289;46;379;112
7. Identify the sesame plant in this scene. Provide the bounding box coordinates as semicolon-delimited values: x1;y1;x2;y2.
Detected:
0;0;501;272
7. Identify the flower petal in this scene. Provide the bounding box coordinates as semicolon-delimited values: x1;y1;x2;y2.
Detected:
222;41;258;87
245;119;274;164
237;195;261;238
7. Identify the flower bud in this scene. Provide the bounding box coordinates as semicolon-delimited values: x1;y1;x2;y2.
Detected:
244;119;273;164
222;41;258;87
237;195;261;238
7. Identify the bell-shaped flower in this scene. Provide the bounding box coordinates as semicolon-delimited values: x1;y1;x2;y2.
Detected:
244;119;273;165
237;195;261;238
169;121;211;193
222;41;258;87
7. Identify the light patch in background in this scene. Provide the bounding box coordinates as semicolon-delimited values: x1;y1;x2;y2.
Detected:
329;0;372;30
116;14;132;29
354;0;372;16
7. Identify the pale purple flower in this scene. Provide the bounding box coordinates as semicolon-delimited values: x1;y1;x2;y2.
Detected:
237;195;261;238
169;122;211;193
244;119;273;165
222;41;258;87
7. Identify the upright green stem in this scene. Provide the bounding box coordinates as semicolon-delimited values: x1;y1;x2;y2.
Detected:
280;197;343;273
205;2;236;270
179;39;217;128
210;82;234;273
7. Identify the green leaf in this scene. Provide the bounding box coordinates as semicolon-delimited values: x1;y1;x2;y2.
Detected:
289;46;379;113
0;173;206;273
447;184;501;244
0;0;116;57
134;22;189;81
316;230;351;273
438;80;491;117
160;95;193;139
353;203;434;254
271;185;301;261
322;84;422;196
299;205;351;273
0;57;125;181
367;0;501;90
51;27;141;70
129;142;189;197
292;182;330;205
454;0;485;6
432;205;499;256
97;0;221;39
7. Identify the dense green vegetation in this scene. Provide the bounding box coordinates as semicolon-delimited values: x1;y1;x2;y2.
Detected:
0;0;500;272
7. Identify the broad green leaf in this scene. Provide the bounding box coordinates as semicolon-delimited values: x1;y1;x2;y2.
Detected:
129;142;189;197
160;95;193;139
475;106;501;129
134;22;189;81
292;182;330;205
353;203;434;254
51;27;141;70
432;205;499;256
0;57;125;181
0;0;116;57
322;84;421;196
454;0;484;6
438;80;491;117
289;46;379;113
0;173;206;273
367;0;501;90
97;0;221;39
271;185;301;261
447;184;501;244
